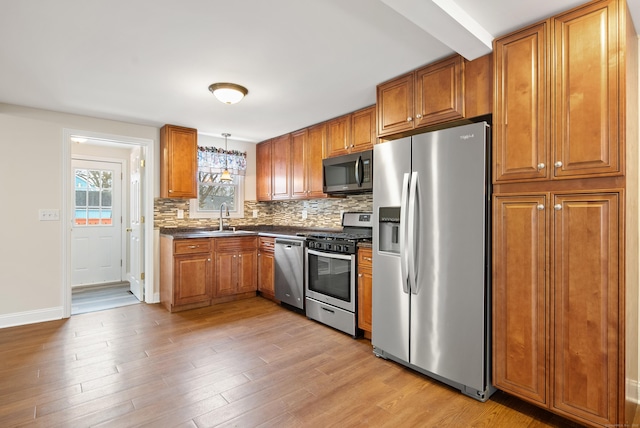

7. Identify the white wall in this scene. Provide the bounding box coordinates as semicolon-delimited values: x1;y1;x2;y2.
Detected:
0;103;158;325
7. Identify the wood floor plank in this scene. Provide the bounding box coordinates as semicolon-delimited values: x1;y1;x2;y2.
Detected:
0;297;582;427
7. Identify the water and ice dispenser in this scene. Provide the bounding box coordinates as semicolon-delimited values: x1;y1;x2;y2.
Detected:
378;207;401;254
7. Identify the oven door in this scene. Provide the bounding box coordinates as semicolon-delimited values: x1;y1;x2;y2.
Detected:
305;248;356;313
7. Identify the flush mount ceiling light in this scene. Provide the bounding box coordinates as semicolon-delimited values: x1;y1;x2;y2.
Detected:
220;133;233;182
208;82;248;104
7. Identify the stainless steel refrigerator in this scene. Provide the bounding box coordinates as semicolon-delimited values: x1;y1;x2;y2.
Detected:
372;121;495;401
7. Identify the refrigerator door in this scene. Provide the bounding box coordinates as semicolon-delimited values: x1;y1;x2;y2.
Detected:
409;122;489;392
372;137;411;362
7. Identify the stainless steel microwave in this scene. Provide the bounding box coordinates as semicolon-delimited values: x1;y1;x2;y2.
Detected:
322;150;373;194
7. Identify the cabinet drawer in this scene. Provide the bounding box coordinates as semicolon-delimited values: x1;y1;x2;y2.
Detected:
215;236;257;251
358;248;372;266
174;239;211;254
259;237;275;253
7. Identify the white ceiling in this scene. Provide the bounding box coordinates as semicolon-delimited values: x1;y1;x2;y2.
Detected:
1;0;638;143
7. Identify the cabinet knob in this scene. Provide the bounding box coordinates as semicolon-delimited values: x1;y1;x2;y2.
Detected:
207;258;211;262
358;273;363;277
416;114;423;119
258;253;261;257
554;161;563;168
407;117;413;122
364;257;372;261
554;204;562;211
537;163;545;170
233;255;236;258
168;189;173;193
239;254;242;258
536;204;545;211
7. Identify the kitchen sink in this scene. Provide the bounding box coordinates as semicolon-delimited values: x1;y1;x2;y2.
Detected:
172;230;257;238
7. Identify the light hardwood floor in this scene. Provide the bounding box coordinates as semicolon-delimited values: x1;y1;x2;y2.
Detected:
0;297;583;427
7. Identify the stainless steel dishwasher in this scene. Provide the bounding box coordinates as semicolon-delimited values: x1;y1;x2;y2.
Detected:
274;238;305;310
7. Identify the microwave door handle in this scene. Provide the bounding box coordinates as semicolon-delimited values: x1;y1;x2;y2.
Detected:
354;156;361;186
399;172;410;294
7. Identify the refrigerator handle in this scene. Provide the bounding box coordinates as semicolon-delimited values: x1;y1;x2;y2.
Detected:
399;172;411;294
407;171;419;295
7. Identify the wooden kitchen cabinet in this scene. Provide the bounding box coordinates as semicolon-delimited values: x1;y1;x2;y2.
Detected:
256;140;272;201
357;247;373;336
325;114;352;158
494;0;622;183
377;54;491;138
160;237;213;312
271;134;292;200
493;191;621;426
350;106;376;153
257;237;276;300
160;124;198;198
214;237;258;297
291;123;326;199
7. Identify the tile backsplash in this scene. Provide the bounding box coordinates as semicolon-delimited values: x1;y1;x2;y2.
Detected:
155;195;373;229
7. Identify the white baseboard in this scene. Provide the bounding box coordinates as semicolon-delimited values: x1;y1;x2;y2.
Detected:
149;292;160;304
0;307;64;329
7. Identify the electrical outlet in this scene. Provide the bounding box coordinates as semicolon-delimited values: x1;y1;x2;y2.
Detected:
301;209;308;220
176;209;184;219
252;209;258;218
39;209;60;221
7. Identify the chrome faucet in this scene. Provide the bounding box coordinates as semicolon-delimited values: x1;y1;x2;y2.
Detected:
219;202;229;231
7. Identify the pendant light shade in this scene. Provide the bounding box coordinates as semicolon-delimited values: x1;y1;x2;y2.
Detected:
220;133;233;182
208;83;248;104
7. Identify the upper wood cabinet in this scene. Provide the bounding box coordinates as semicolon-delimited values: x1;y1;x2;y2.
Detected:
325;106;376;158
271;134;292;200
160;124;198;198
291;123;326;199
494;0;623;183
256;140;272;201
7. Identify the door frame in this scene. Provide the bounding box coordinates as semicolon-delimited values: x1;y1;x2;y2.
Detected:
62;128;156;318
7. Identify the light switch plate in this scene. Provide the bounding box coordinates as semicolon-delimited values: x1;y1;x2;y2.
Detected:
39;209;59;221
177;209;184;219
252;210;258;218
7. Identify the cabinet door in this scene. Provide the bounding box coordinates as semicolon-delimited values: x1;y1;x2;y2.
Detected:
291;129;308;200
256;140;272;201
552;192;619;425
174;253;212;306
464;53;493;119
271;134;292;200
351;106;376;153
357;248;373;333
552;1;620;178
306;123;326;198
215;251;236;297
160;125;198;198
494;22;549;183
493;194;548;405
415;55;463;127
258;250;275;296
377;73;414;137
326;114;351;158
237;249;258;294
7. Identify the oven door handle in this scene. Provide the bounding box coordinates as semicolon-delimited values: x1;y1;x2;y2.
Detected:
307;248;353;261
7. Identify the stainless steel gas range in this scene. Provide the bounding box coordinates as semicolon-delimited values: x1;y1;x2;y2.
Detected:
304;212;372;337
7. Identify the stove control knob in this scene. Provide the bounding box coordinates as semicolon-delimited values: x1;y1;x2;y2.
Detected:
326;244;332;251
335;245;342;252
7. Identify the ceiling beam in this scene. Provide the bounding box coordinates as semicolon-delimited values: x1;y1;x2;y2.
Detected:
380;0;493;60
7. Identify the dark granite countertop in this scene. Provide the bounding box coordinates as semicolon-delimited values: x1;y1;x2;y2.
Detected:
160;225;342;240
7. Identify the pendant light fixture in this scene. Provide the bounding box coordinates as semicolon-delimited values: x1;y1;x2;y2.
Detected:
208;83;248;104
220;133;233;182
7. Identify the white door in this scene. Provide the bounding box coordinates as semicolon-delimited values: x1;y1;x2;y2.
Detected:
71;159;123;286
127;147;144;301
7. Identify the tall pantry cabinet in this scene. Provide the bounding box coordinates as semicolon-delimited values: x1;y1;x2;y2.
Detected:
491;0;639;427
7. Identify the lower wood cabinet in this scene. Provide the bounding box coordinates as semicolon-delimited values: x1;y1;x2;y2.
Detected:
257;237;276;300
357;247;373;335
493;190;621;427
160;238;213;312
214;237;258;297
160;235;258;312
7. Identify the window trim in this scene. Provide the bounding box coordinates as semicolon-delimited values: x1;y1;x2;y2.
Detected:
188;174;245;219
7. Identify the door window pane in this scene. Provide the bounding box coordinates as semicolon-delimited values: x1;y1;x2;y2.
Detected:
74;168;114;226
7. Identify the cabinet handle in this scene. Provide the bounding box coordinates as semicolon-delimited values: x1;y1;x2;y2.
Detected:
363;257;372;261
188;245;199;249
168;189;173;193
258;253;261;257
416;114;423;119
233;255;236;258
554;204;562;211
537;163;545;170
554;161;563;168
358;273;363;277
239;254;242;258
207;258;211;262
536;204;544;211
407;117;413;122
